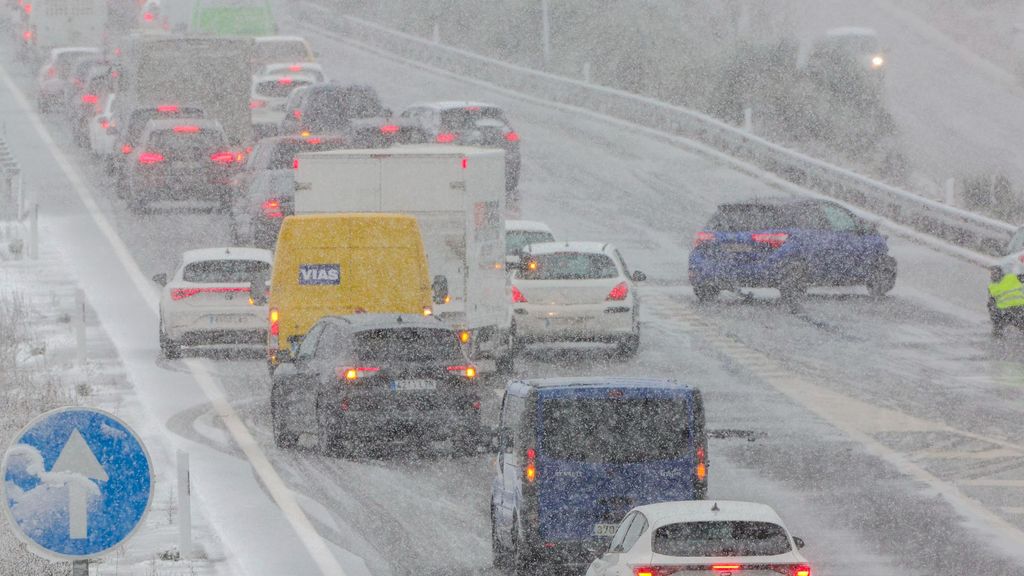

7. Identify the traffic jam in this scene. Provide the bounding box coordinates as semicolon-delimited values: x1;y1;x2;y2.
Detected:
3;0;1021;575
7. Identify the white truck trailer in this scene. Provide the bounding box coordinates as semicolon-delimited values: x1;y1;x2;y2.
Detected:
294;145;514;373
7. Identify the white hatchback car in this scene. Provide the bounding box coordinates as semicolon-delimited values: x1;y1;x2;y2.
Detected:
511;242;644;356
154;247;273;359
586;500;811;576
88;93;117;157
259;62;326;83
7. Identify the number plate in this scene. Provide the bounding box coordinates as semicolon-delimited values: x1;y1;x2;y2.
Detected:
593;523;618;537
208;314;249;325
390;379;438;391
722;243;753;253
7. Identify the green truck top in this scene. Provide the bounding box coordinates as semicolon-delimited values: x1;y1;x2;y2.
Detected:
191;0;275;36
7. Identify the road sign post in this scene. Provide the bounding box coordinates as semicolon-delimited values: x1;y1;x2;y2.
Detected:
1;407;153;563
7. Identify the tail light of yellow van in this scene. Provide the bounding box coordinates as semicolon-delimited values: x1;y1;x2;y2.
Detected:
524;448;537;483
269;307;279;336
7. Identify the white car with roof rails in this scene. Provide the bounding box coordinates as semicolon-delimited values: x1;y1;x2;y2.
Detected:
153;247;272;359
505;220;555;255
586;500;811;576
511;241;645;357
88;92;116;156
250;72;318;137
259;62;326;83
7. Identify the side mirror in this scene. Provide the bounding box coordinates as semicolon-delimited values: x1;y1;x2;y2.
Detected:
631;270;647;282
249;278;268;306
432;274;449;305
793;536;805;549
152;273;167;286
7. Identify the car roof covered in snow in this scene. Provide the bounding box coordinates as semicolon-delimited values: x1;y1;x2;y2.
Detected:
505;220;553;233
522;241;611;256
181;247;273;264
633;500;787;527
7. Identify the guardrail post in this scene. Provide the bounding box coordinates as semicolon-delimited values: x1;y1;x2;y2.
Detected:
945;178;956;207
743;107;753;132
177;450;192;558
75;288;86;367
28;203;37;260
541;0;551;66
71;560;89;575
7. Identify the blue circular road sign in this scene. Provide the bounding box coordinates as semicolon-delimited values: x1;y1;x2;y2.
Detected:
1;407;153;560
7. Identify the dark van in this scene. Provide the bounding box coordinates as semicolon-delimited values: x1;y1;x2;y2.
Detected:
490;378;707;572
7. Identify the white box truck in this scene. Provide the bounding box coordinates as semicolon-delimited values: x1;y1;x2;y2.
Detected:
23;0;106;59
294;145;514;373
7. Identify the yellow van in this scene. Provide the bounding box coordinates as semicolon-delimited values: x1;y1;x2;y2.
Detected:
266;213;433;365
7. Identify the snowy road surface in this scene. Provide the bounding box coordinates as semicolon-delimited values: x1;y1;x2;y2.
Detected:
3;7;1024;575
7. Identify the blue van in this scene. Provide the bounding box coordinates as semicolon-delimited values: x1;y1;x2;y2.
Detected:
490;378;707;572
688;198;897;302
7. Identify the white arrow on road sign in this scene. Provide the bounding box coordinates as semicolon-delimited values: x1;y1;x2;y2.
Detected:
51;429;108;539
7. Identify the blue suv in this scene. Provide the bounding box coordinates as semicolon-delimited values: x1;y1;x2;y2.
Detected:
490;378;707;573
688;198;897;302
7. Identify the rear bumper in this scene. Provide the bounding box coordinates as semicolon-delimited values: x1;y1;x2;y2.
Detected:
688;254;785;289
165;309;265;340
514;304;634;343
324;405;482;441
178;329;266;346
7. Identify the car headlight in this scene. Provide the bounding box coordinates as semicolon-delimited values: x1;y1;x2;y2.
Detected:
871;55;885;69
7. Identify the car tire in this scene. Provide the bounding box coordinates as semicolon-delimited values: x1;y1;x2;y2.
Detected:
159;323;182;359
779;264;808;302
315;394;338;457
616;330;640;358
127;193;148;214
866;256;897;298
511;515;533;575
271;383;298;449
510;322;525;357
491;508;511;569
496;330;516;374
693;284;720;303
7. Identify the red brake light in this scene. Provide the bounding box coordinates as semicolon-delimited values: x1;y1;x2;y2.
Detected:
292;109;301;120
436;132;457;143
336;366;380;381
261;198;283;218
170;288;200;300
81;93;98;104
607;281;629;301
250;99;266;109
751;232;789;249
712;565;742;572
122;144;133;155
210;151;235;165
446;365;477;379
634;569;676;576
696;446;707;481
693;231;715;248
22;30;32;42
464;106;480;112
788;566;811;576
45;66;56;78
504;131;520;142
173;125;200;133
306;137;321;145
269;308;279;336
380;124;399;135
292;158;299;170
524;447;536;483
137;152;164;164
288;64;302;72
156;105;179;113
143;11;153;21
277;77;293;85
100;119;110;129
512;286;527;303
23;3;30;13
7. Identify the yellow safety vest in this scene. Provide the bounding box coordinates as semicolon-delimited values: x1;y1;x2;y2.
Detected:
989;274;1024;310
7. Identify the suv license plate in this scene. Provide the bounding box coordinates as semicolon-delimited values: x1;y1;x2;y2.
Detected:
391;379;437;391
593;523;618;537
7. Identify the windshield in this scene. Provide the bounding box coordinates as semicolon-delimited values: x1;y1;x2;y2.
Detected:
506;231;555;254
440;107;507;130
127;108;205;144
652;521;792;557
540;398;689;463
352;328;463;363
182;259;270;283
520;252;618;280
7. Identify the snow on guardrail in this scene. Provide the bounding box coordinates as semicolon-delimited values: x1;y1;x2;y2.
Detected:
0;134;37;259
327;13;1016;256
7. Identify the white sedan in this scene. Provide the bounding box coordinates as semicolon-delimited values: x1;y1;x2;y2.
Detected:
511;241;644;357
586;500;812;576
154;247;272;359
250;73;317;138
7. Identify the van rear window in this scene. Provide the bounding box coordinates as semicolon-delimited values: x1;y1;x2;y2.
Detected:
540;398;689;463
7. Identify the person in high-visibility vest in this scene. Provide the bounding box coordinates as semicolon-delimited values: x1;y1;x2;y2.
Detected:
987;265;1024;336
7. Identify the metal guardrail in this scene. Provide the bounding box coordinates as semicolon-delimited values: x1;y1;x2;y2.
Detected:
0;134;37;259
325;13;1016;256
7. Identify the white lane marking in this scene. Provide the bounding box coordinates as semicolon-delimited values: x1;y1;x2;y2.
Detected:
959;479;1024;488
0;67;347;576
